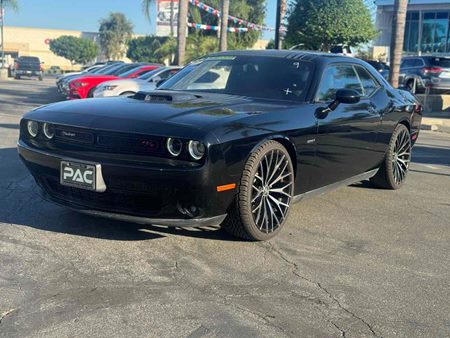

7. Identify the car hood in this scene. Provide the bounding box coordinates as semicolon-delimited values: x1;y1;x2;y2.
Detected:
24;90;296;137
73;75;119;83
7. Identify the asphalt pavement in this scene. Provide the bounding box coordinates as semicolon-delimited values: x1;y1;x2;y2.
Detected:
0;78;449;338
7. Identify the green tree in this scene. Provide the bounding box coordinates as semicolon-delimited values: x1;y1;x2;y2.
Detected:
99;12;134;60
185;33;219;61
285;0;377;51
127;35;176;64
49;35;98;65
191;0;265;51
143;0;266;64
2;0;18;10
265;39;275;49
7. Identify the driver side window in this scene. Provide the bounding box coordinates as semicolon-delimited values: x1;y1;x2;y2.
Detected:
316;65;363;102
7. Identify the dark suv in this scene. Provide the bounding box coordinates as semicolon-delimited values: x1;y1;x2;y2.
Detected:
399;56;450;93
11;56;43;81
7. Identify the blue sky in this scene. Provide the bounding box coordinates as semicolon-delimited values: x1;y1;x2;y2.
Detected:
4;0;277;40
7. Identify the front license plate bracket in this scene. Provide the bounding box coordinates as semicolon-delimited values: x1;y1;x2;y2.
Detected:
60;161;106;192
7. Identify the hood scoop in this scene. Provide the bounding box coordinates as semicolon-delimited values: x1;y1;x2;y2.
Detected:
133;90;200;103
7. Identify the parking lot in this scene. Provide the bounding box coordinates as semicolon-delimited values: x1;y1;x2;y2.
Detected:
0;78;449;338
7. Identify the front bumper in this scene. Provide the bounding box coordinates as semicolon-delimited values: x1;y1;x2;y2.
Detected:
18;141;234;227
16;70;42;77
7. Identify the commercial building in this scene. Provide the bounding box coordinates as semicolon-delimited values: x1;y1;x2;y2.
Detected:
2;26;103;71
374;0;450;59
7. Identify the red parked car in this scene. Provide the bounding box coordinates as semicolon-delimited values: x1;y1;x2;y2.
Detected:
68;63;161;99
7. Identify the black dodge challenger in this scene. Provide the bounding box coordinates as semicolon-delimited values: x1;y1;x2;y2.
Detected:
18;51;422;240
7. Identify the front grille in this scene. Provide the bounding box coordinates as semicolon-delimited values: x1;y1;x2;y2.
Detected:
42;177;164;216
55;128;95;144
27;124;166;157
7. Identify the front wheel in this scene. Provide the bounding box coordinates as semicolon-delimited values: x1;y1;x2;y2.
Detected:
221;140;294;241
371;124;411;189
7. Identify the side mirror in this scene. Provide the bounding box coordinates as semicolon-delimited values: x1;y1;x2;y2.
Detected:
316;88;361;119
335;88;360;104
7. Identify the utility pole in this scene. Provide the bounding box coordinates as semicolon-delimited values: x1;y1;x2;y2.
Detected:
219;0;229;51
388;0;408;87
1;0;4;69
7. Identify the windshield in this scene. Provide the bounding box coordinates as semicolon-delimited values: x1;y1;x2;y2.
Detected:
159;56;314;101
116;64;141;77
102;64;136;76
119;66;149;78
139;68;165;80
94;64;121;75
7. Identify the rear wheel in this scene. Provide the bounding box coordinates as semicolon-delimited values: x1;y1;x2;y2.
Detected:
221;140;294;241
15;75;20;80
371;124;411;189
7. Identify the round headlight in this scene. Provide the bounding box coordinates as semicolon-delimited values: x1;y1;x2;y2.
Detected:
166;138;183;157
27;121;39;137
188;140;206;160
43;123;55;139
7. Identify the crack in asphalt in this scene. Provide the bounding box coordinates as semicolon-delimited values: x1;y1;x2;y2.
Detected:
264;241;380;338
223;299;291;337
0;309;15;325
331;321;346;337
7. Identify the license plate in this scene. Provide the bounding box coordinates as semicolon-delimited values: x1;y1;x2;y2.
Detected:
440;72;450;78
60;161;105;192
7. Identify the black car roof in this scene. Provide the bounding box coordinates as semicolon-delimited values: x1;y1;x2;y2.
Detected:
207;49;360;65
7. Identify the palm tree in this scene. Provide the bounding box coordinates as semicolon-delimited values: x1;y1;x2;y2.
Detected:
1;0;18;68
274;0;286;49
143;0;187;65
219;0;229;51
388;0;408;88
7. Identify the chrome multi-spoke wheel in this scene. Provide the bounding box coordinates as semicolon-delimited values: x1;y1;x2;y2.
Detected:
251;149;293;233
221;140;294;241
371;124;411;190
392;127;411;185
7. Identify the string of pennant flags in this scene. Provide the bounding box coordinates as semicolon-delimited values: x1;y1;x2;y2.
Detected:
187;22;249;33
188;0;285;32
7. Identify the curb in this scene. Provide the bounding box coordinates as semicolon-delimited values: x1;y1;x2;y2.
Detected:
421;117;450;133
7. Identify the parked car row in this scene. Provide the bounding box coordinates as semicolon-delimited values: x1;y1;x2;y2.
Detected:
56;62;182;100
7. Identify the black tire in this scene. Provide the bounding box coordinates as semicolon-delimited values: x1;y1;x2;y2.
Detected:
87;87;96;98
370;124;411;190
15;75;20;80
38;75;43;81
221;140;294;241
